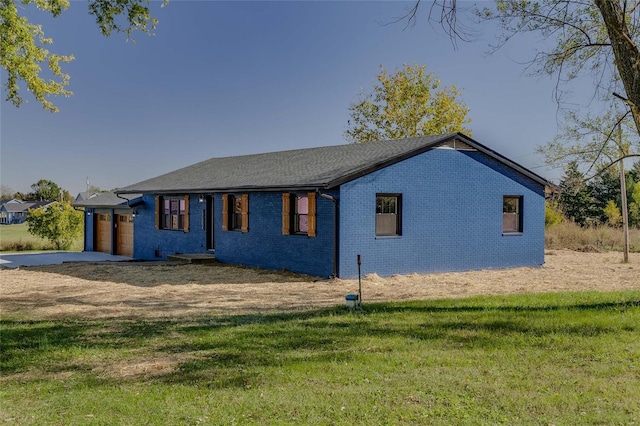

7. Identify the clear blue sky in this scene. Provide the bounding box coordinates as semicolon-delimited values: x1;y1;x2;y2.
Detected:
2;1;586;196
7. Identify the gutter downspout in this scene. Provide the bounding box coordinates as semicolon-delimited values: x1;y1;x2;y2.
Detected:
318;191;338;278
115;192;132;207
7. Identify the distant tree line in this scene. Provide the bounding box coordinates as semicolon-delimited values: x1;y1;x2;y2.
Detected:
1;179;74;203
550;161;640;228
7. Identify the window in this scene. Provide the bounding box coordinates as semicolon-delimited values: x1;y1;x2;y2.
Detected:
503;196;523;233
222;194;249;233
282;192;316;237
164;197;185;230
230;195;242;231
294;195;309;234
376;194;402;236
155;196;189;232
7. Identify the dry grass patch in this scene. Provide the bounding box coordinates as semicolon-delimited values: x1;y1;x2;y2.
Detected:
1;250;639;321
546;221;640;252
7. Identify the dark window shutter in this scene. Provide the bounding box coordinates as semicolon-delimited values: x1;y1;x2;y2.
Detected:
241;194;249;233
155;196;160;230
183;195;189;232
307;192;316;237
222;194;228;231
282;193;290;235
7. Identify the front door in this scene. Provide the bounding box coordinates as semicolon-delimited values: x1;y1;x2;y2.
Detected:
116;214;134;257
206;196;214;250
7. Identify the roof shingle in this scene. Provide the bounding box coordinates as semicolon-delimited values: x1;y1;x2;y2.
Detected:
116;133;547;194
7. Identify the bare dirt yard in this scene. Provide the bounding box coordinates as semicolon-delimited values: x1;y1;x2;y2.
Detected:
1;250;639;320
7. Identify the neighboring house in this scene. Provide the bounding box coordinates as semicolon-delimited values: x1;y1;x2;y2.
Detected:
81;133;548;278
75;191;100;203
73;192;143;257
0;199;56;224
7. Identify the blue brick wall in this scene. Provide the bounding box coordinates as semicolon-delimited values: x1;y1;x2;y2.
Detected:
131;192;337;277
338;147;545;278
133;194;207;259
214;191;337;278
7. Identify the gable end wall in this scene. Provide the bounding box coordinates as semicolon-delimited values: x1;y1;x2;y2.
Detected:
338;148;545;278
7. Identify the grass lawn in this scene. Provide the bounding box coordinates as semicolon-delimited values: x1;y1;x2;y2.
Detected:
1;291;639;424
0;223;81;252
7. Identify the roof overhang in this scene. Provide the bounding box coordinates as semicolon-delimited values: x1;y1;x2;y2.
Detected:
116;185;326;195
73;194;144;209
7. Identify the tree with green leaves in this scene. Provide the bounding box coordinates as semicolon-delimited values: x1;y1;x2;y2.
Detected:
28;179;72;202
545;200;565;227
558;161;598;226
1;0;161;112
26;202;82;250
345;63;471;143
538;106;638;259
629;178;640;226
604;200;623;226
408;0;640;139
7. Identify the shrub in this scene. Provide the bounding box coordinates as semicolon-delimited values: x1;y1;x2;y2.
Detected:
545;201;565;227
26;203;83;250
604;200;622;227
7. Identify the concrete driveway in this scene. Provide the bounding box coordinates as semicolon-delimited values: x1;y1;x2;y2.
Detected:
0;251;132;268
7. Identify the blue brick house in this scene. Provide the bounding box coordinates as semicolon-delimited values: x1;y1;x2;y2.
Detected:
81;134;548;278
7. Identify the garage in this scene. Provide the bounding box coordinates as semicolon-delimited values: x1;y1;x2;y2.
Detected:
73;192;143;257
116;214;134;257
95;213;112;253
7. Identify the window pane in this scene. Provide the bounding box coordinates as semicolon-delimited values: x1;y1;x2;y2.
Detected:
503;213;518;232
179;199;185;213
377;196;397;214
164;200;170;213
297;196;308;214
376;214;398;236
503;198;518;213
385;198;396;214
298;214;308;232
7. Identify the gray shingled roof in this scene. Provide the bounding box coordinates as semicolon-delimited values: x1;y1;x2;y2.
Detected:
1;201;56;213
117;133;548;194
73;192;142;208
